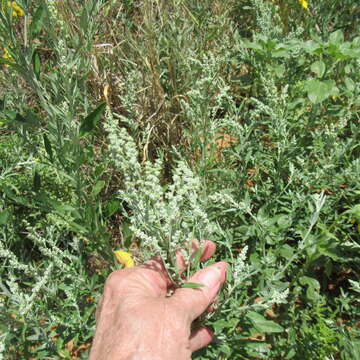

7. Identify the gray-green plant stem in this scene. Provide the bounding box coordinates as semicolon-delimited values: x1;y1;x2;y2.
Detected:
280;192;326;276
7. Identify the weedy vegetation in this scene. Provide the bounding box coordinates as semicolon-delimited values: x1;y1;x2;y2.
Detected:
0;0;359;359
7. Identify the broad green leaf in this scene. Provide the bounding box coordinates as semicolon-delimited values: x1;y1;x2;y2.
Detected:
246;311;284;333
91;180;106;198
353;36;360;46
272;47;289;58
241;39;263;51
279;244;294;260
310;60;326;78
79;102;106;138
43;134;53;162
181;282;205;289
341;47;360;58
212;318;238;332
329;30;344;45
32;51;41;80
30;4;45;36
302;40;321;54
344;77;355;91
0;210;10;225
305;79;339;104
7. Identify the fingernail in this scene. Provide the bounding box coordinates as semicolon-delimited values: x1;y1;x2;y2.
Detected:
198;265;222;287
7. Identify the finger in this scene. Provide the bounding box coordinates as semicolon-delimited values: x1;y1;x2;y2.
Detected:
176;240;217;273
196;240;216;262
170;262;228;322
189;326;213;352
176;250;187;273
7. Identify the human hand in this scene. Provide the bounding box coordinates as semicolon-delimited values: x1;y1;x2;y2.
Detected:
89;241;228;360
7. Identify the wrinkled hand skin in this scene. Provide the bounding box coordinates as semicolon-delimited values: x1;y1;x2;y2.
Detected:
89;241;227;360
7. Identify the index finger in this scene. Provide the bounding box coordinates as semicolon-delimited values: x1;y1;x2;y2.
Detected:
176;240;216;274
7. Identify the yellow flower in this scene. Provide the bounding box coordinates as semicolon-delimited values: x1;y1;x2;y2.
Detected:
1;1;24;17
298;0;309;9
114;250;134;268
11;1;25;16
3;47;12;59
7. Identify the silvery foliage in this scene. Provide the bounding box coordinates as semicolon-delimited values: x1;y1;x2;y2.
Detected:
349;280;360;294
105;112;216;276
0;224;83;321
0;333;5;360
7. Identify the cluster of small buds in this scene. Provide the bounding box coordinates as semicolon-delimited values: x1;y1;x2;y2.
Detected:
20;264;54;315
268;288;289;305
0;244;32;275
106;114;216;276
254;288;290;310
47;0;65;29
27;226;76;270
0;333;5;360
0;222;87;321
233;246;250;286
208;191;248;211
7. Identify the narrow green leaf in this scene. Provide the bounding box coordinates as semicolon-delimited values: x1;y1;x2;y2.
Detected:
33;171;41;192
303;40;321;54
32;51;41;80
190;248;203;270
91;180;106;198
79;102;106;138
122;221;133;248
107;200;120;217
43;134;53;162
80;8;89;32
181;282;205;289
30;4;45;36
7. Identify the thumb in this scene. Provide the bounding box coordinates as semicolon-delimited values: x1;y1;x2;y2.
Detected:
170;262;228;323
